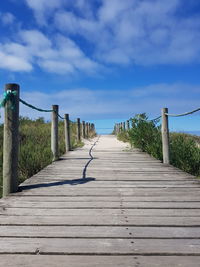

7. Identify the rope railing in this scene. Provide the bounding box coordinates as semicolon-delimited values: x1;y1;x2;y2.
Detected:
19;98;66;120
19;98;53;113
165;107;200;117
114;106;200;165
1;83;96;197
135;114;162;122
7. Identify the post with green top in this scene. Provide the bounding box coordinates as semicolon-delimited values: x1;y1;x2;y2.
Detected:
64;114;71;152
161;107;170;164
3;83;20;197
82;121;86;138
51;105;59;161
77;118;81;142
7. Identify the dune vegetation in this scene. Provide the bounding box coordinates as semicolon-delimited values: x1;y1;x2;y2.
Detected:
0;117;88;197
117;113;200;177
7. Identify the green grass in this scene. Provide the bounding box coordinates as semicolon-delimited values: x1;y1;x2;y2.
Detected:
0;116;89;197
117;113;200;177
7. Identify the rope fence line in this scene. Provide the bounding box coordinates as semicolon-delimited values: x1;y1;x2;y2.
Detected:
1;83;96;197
114;106;200;166
165;107;200;117
19;98;65;120
0;90;65;120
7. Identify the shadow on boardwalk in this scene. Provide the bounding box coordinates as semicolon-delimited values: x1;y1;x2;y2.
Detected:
18;177;95;191
19;138;99;192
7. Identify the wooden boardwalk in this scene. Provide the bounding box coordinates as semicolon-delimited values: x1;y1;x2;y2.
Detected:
0;135;200;266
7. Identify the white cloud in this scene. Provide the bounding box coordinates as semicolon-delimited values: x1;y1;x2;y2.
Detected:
18;83;200;121
0;50;32;72
0;29;101;74
2;0;200;73
25;0;64;25
53;0;200;66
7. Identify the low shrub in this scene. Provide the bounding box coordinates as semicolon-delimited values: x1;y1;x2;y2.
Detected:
117;113;200;177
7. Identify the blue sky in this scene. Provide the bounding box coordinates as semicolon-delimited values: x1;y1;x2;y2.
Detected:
0;0;200;134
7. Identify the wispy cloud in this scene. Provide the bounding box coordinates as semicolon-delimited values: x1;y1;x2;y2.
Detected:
17;83;200;121
1;0;200;74
52;0;200;65
0;28;101;74
0;12;15;25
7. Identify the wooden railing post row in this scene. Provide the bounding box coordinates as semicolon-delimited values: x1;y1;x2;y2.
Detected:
51;105;59;161
64;114;71;152
3;83;20;197
77;118;81;142
161;107;170;164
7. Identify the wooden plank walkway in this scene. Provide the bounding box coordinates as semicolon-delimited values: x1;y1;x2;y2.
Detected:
0;135;200;266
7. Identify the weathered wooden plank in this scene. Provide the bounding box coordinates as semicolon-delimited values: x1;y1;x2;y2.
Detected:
0;215;200;226
2;207;200;216
0;238;200;254
0;226;200;238
18;181;200;187
1;255;200;267
15;187;200;196
3;196;200;202
2;201;200;209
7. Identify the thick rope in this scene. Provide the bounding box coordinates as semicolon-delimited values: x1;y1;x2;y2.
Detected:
165;107;200;117
57;114;64;120
19;98;53;112
20;98;64;119
134;114;161;122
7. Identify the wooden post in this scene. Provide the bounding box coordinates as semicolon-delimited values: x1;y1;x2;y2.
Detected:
117;124;119;134
86;122;89;138
82;121;86;138
126;120;130;131
3;83;20;197
77;118;81;142
64;114;70;152
51;105;59;161
123;122;126;131
161;108;170;164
